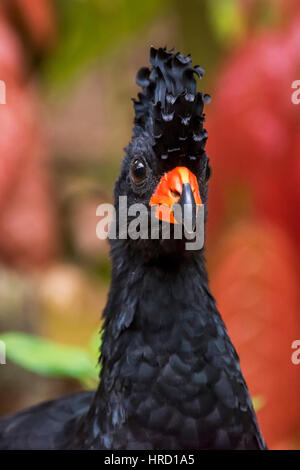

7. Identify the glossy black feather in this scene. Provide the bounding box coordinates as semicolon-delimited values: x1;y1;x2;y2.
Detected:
134;47;210;163
0;392;93;449
73;250;266;450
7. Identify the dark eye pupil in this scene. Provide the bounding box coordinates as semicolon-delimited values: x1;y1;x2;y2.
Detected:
132;160;146;182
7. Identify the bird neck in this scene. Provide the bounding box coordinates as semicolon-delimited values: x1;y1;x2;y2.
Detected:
76;243;262;450
79;246;221;446
101;245;213;354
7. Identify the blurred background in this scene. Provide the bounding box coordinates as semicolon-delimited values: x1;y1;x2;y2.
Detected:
0;0;299;449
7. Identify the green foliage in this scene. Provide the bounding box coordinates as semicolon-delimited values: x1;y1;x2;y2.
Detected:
207;0;245;45
0;331;101;389
45;0;170;85
207;0;281;46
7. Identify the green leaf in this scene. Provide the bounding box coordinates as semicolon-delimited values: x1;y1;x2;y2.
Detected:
44;0;170;85
207;0;245;45
88;329;102;360
0;332;99;384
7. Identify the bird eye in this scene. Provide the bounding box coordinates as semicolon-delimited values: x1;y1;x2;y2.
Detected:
131;159;147;183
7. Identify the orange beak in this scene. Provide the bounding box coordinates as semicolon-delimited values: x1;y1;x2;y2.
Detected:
149;167;202;232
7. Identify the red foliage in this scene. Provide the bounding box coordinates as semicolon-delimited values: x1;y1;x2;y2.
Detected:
211;222;300;448
0;18;24;83
0;5;58;269
207;14;300;447
0;85;58;268
13;0;57;49
207;15;300;256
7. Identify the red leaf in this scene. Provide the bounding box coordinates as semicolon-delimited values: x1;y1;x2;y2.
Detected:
211;221;300;448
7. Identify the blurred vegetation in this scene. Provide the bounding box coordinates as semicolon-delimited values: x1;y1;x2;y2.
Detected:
44;0;171;85
0;331;100;389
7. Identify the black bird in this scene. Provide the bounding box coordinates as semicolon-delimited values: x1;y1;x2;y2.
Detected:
0;47;266;450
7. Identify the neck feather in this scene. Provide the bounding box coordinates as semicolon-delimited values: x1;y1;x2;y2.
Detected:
76;242;263;450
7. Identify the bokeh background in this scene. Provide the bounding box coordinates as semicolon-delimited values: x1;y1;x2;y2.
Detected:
0;0;299;449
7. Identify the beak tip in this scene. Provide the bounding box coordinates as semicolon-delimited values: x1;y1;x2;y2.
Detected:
172;182;197;232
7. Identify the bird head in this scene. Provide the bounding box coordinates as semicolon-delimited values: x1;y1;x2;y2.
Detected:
114;47;211;258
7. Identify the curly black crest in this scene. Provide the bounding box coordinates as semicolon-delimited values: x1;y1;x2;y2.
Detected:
133;47;211;162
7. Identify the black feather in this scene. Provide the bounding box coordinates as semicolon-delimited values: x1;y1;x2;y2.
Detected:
134;47;210;162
